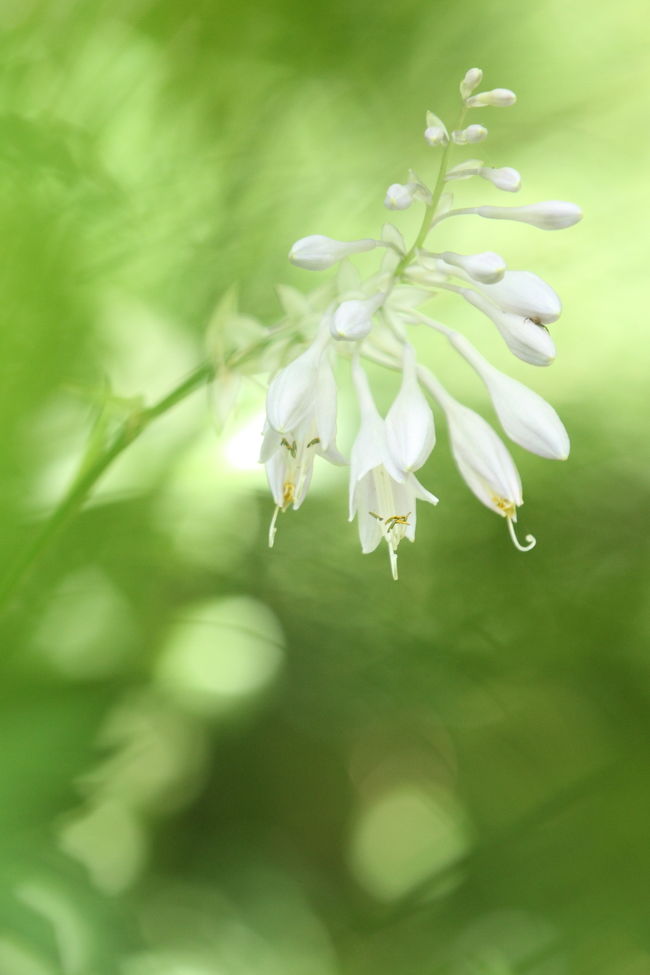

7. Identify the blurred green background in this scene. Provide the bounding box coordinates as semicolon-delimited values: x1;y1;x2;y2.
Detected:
0;0;649;972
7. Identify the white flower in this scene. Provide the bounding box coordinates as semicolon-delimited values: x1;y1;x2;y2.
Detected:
263;338;345;545
420;370;535;551
330;293;385;341
384;183;414;210
460;68;483;99
473;201;583;230
349;361;438;579
462;289;557;366
465;88;517;108
289;234;378;270
452;125;488;145
471;270;561;323
385;343;436;472
447;332;570;459
438;250;506;284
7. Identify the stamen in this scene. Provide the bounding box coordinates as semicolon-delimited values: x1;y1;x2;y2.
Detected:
507;517;536;552
268;506;281;548
306;437;321;448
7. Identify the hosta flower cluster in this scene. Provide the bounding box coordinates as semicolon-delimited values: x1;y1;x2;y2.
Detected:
260;69;582;579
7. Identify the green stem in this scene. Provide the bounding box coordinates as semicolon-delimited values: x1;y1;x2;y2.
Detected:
0;361;215;610
394;106;467;279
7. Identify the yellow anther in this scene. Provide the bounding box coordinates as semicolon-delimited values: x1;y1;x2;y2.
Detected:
493;496;517;519
282;482;295;507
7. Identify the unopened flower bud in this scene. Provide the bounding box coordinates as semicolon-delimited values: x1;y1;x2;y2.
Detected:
452;125;488;145
473;270;561;324
330;293;385;342
424;112;449;146
289;234;377;270
460;68;483;99
479;166;521;192
440;250;506;284
384;183;414;210
474;201;583;230
465;88;517;108
462;289;556;366
449;333;570;459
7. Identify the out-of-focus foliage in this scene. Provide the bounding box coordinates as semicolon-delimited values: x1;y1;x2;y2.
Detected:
0;0;649;972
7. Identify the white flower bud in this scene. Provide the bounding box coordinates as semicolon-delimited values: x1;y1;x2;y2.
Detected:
330;293;384;342
462;289;556;366
386;344;435;473
384;183;414;210
424;126;448;146
479;166;521;192
473;270;561;324
439;250;506;284
452;125;488;145
474;201;583;230
465;88;517;108
289;234;377;270
448;333;570;459
424;112;449;146
460;68;483;99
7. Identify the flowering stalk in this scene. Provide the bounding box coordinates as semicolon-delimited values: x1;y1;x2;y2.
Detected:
262;67;582;576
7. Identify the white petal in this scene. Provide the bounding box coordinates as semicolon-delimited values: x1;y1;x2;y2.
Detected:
265;342;321;432
473;270;561;323
259;423;282;463
386;344;436;472
474;201;583;230
463;290;557;366
265;450;287;508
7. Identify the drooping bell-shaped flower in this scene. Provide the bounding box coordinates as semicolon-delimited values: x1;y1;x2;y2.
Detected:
349;360;438;579
263;337;345;546
462;289;557;366
448;332;570;459
438;250;506;284
330;293;385;341
471;270;562;324
289;234;378;270
472;201;583;230
385;343;436;473
420;369;535;551
465;88;517;108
